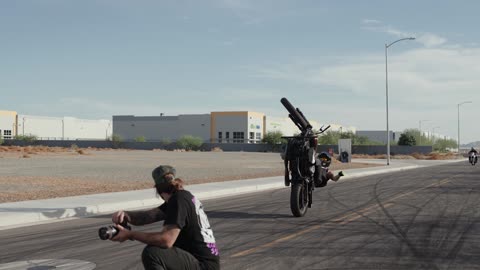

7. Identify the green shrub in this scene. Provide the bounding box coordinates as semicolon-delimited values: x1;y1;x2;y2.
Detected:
14;134;38;143
111;134;123;149
176;135;203;151
0;137;3;145
134;136;146;142
160;138;172;145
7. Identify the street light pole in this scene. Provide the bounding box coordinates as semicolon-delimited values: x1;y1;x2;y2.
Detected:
419;119;430;145
385;37;415;165
457;101;472;152
431;126;440;147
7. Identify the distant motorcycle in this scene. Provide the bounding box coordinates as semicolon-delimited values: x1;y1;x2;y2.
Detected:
469;152;477;165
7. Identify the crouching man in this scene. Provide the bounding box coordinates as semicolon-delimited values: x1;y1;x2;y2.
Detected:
110;165;220;270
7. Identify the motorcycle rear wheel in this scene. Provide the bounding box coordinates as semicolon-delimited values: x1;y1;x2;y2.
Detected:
290;183;308;217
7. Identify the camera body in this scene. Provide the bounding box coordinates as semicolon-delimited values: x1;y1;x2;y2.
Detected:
98;221;131;240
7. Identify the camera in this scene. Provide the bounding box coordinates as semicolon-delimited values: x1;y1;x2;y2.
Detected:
98;221;131;240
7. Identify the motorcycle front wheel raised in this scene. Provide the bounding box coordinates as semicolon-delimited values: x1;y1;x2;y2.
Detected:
290;183;308;217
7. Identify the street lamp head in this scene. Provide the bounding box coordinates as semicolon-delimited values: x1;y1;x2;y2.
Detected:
386;37;416;48
458;101;473;106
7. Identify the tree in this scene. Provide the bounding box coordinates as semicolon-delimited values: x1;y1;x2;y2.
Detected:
318;130;341;145
262;131;286;151
262;131;286;145
433;137;457;152
318;130;382;145
398;133;417;146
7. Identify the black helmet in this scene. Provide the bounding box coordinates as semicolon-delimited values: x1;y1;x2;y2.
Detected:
318;152;331;167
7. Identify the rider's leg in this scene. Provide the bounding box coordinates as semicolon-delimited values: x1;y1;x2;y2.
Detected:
328;171;344;182
314;163;321;187
142;245;201;270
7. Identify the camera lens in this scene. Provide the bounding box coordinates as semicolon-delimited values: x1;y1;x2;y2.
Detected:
98;226;118;240
98;222;131;240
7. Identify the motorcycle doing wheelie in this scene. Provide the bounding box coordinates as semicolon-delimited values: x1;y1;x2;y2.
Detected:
280;97;330;217
469;152;477;165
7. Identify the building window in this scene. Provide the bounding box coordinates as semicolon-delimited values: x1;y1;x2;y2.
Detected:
218;132;222;143
3;130;12;139
255;132;262;143
249;132;254;144
233;132;244;143
226;132;230;143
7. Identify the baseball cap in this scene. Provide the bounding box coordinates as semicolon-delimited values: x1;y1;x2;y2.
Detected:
152;165;176;186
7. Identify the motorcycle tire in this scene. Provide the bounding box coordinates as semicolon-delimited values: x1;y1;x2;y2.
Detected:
290;183;308;217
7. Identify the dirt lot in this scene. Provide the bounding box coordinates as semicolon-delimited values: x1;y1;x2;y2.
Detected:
0;146;383;203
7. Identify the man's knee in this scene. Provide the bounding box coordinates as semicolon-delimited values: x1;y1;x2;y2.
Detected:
142;246;166;270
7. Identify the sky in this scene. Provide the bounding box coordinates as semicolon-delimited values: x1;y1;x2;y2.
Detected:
1;0;480;144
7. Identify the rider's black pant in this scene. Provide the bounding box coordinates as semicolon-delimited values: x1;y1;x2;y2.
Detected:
142;245;202;270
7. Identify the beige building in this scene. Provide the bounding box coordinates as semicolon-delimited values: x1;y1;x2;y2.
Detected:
211;111;265;143
0;110;18;139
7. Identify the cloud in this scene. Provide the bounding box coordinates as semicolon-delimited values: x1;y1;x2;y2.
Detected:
362;19;381;24
415;33;447;48
218;0;253;11
361;21;448;48
245;46;480;141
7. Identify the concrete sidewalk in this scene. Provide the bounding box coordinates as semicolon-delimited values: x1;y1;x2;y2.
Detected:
0;159;462;230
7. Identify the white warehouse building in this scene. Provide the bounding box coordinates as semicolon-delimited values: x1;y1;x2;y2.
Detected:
18;115;112;140
0;110;112;140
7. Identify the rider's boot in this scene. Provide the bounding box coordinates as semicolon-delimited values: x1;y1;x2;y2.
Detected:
331;171;344;182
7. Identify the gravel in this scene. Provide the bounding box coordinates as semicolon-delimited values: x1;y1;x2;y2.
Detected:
0;149;378;203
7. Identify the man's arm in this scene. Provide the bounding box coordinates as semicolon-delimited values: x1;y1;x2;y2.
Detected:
112;224;180;248
112;208;165;226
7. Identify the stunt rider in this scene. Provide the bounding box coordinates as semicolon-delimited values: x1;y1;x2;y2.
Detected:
314;152;344;187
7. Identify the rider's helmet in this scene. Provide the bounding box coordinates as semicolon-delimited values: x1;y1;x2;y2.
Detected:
318;152;332;167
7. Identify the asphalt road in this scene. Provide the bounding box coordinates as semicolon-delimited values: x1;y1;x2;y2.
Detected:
0;162;479;270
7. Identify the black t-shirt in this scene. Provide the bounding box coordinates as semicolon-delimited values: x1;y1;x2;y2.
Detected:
159;190;220;270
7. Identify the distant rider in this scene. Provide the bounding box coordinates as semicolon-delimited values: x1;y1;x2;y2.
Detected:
468;147;478;163
314;152;344;187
